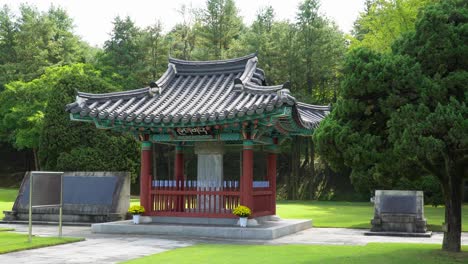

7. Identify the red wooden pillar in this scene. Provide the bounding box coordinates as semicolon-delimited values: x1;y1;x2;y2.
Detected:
267;138;278;215
140;140;152;215
241;140;254;213
174;145;184;211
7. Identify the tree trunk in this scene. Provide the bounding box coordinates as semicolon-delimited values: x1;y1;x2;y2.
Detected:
441;170;463;252
308;139;315;200
32;148;40;171
288;137;301;200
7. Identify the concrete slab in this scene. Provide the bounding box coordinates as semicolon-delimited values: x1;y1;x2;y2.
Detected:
0;220;91;226
0;224;194;264
91;219;312;240
364;231;432;237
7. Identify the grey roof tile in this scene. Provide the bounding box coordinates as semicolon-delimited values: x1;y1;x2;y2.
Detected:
66;54;330;131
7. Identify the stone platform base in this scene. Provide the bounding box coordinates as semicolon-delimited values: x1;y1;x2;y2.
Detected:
364;231;432;237
3;210;124;223
0;219;92;226
91;216;312;240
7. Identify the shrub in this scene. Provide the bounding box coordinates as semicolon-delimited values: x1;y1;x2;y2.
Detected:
232;205;251;217
128;205;145;215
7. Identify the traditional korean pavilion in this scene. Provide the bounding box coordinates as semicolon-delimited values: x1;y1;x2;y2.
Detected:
66;54;329;219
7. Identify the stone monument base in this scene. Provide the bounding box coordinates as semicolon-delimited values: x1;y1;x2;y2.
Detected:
370;213;428;233
364;231;432;237
369;190;430;237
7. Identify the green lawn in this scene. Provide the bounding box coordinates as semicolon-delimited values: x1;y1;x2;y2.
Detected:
276;201;468;232
0;188;17;213
122;243;468;264
0;189;84;254
0;232;84;254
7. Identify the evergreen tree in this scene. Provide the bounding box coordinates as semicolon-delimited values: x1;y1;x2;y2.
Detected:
295;0;345;103
390;0;467;251
141;21;169;81
315;0;467;252
98;16;146;89
196;0;243;59
167;5;197;60
0;5;17;91
0;4;88;89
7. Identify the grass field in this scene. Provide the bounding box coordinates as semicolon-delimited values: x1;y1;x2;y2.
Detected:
0;189;84;254
0;232;84;254
276;201;468;232
123;243;468;264
0;188;17;213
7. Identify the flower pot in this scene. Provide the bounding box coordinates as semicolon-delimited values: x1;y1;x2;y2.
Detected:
133;214;141;224
239;217;248;227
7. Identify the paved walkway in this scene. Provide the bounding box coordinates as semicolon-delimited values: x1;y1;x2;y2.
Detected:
271;227;468;246
1;224;467;264
0;224;195;264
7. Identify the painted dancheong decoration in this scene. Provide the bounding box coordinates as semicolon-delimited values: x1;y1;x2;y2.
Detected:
66;54;330;220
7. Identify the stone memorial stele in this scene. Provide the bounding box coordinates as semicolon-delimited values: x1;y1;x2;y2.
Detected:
3;171;130;223
366;190;431;237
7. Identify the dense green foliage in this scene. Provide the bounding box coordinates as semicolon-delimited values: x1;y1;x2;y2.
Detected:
124;244;468;264
390;0;467;251
197;0;243;59
315;0;467;251
0;5;93;90
97;16;148;89
38;64;139;179
351;0;435;52
314;50;429;194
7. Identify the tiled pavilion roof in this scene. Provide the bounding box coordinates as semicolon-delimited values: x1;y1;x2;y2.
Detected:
66;54;329;134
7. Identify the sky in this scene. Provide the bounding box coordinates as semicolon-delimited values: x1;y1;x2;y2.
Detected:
2;0;366;47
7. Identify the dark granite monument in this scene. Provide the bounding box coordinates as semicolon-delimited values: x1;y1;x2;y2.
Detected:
3;171;130;223
366;190;431;237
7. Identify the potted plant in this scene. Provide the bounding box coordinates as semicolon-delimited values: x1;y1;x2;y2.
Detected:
128;205;145;224
233;205;251;227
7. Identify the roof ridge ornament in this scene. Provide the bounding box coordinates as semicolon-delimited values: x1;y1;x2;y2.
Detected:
149;81;160;96
233;78;244;92
238;57;258;83
168;53;256;65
